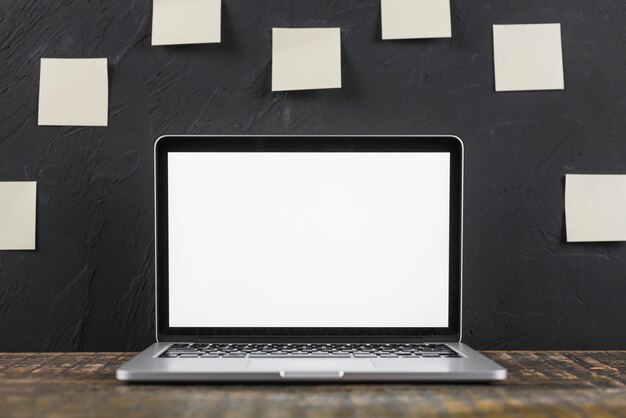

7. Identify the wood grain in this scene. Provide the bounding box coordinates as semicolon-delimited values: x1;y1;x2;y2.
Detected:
1;352;625;418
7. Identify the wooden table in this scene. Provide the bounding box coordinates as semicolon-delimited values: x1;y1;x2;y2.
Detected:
1;351;625;417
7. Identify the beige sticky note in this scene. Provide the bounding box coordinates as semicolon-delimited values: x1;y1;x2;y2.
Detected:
272;28;342;92
381;0;452;40
493;23;564;92
152;0;221;46
565;174;626;242
0;182;37;250
38;58;108;127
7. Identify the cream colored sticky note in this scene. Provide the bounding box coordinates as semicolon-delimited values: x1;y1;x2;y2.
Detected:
38;58;108;127
0;182;37;250
272;28;342;92
493;23;564;92
381;0;452;40
152;0;221;46
565;174;626;242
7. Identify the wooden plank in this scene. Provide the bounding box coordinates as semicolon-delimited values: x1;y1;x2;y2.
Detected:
0;352;624;418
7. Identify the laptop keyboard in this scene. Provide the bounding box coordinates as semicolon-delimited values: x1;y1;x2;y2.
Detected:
159;343;461;358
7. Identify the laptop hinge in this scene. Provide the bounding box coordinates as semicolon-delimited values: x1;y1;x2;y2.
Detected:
157;334;461;344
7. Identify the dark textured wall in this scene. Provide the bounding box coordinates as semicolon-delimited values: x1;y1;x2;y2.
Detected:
1;0;625;351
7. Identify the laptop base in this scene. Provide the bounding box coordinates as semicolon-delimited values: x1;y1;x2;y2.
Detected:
117;342;506;382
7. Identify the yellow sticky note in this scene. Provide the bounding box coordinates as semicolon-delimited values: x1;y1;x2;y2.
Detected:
0;182;37;250
565;174;626;242
272;28;342;92
152;0;221;46
381;0;452;40
493;23;564;92
38;58;108;127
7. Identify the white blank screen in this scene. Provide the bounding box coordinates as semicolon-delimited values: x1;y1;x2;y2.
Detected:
168;152;450;328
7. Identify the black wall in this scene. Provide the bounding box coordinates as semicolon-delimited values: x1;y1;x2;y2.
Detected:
1;0;625;351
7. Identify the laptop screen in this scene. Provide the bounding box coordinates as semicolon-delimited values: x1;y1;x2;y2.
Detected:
167;152;450;328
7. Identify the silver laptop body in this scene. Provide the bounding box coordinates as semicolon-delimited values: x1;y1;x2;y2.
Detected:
117;135;506;382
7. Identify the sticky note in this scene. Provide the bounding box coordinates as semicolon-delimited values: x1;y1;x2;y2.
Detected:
38;58;108;127
152;0;221;46
493;23;564;92
0;182;37;250
381;0;452;40
565;174;626;242
272;28;342;92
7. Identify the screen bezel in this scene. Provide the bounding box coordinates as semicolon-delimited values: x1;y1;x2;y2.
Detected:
155;135;463;343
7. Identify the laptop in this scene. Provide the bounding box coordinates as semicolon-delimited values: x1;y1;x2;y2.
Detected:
116;135;506;382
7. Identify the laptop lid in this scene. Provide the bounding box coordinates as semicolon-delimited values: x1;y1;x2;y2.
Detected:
155;136;463;343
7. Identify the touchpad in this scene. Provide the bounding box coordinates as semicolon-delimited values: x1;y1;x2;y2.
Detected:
247;358;376;372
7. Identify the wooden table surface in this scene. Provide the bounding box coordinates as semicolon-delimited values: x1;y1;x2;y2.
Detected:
1;351;625;418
